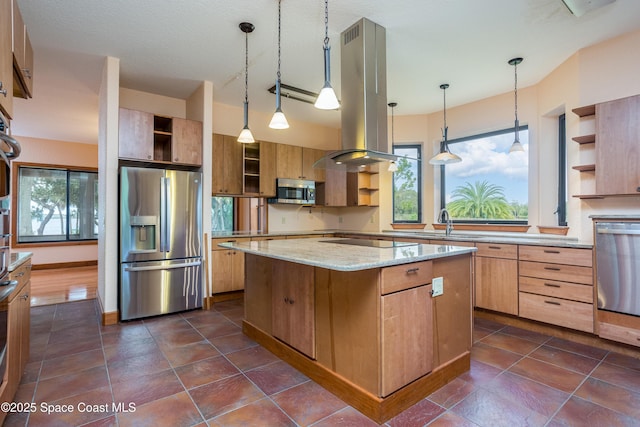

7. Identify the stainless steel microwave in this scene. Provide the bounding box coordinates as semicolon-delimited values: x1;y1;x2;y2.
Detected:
269;178;316;205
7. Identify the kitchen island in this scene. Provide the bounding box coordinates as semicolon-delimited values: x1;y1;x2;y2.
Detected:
219;237;476;423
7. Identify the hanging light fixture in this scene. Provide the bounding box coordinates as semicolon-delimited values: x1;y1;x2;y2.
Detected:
388;102;398;172
314;0;339;110
509;57;525;153
238;22;256;143
429;84;462;165
269;0;289;129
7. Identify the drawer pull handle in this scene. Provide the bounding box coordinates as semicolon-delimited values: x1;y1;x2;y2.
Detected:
544;283;561;288
406;267;420;274
284;297;294;305
544;300;561;305
544;250;561;254
488;246;501;249
544;266;561;271
16;272;25;277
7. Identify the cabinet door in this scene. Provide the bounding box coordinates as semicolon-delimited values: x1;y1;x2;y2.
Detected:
230;250;245;291
259;140;277;197
596;96;640;195
119;108;154;161
0;0;14;118
224;135;244;195
381;285;433;397
302;148;325;182
272;261;315;358
172;118;202;166
475;256;518;315
320;168;346;206
276;144;302;179
211;250;233;293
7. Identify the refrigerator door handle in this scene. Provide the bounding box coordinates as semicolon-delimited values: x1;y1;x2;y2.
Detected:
124;260;202;272
164;177;171;252
160;176;166;252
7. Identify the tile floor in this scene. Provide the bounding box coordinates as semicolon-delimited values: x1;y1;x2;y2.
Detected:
4;298;640;426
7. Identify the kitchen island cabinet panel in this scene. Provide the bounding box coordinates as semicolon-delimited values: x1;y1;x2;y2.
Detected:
244;254;272;334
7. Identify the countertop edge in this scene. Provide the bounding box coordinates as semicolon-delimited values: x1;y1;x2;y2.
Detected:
9;252;33;272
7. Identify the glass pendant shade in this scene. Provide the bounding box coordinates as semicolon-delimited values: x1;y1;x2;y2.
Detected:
238;22;255;143
388;161;398;172
509;57;524;153
269;109;289;129
238;126;255;143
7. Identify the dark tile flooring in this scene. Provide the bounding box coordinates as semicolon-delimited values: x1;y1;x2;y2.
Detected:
4;298;640;426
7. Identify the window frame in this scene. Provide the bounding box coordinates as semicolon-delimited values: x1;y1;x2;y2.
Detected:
557;114;567;226
392;143;423;223
12;162;99;248
439;125;529;224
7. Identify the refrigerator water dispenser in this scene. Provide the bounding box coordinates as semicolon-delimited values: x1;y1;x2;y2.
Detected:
130;216;158;253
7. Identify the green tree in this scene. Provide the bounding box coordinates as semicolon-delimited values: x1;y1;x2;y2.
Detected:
447;180;514;220
393;157;418;221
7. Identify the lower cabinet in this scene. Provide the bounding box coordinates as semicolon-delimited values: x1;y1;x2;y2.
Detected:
210;238;249;293
0;260;31;425
475;243;518;315
271;261;315;359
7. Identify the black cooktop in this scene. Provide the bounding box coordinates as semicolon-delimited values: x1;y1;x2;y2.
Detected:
322;238;418;248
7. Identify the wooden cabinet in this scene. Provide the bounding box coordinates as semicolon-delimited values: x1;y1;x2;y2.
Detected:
11;0;33;99
0;0;14;118
0;259;31;425
316;168;347;206
244;140;277;197
347;169;379;206
272;260;315;359
118;108;202;166
595;95;640;196
210;237;249;293
475;243;518;315
276;144;325;181
212;133;243;195
597;310;640;348
518;245;594;333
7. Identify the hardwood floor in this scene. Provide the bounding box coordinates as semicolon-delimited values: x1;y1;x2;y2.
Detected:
30;265;98;306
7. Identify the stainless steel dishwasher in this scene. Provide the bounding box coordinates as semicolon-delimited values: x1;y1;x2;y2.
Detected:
595;221;640;316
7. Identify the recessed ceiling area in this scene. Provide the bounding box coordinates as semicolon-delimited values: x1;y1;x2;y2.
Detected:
11;0;640;144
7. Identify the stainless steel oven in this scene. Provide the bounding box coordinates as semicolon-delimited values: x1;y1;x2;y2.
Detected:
0;111;21;200
269;178;316;205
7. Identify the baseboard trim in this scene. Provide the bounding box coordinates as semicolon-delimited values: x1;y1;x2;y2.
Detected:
32;260;98;270
212;291;244;303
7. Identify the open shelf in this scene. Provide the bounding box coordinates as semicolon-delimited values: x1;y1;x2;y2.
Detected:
572;105;595;117
572;164;595;172
572;134;595;145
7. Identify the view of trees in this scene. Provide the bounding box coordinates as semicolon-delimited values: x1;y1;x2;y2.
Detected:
393;156;419;221
447;180;526;220
212;196;233;231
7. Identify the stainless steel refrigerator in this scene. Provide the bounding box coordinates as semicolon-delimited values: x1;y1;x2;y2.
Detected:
119;166;202;320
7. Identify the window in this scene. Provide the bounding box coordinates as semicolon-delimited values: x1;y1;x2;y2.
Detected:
211;196;234;232
392;145;422;223
440;127;528;222
557;114;567;226
16;165;98;243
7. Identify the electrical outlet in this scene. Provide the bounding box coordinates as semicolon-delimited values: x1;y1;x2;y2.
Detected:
370;215;374;223
431;277;444;297
338;216;343;223
281;217;286;224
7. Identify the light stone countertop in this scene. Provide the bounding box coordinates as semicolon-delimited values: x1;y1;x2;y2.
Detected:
9;252;33;271
219;237;476;272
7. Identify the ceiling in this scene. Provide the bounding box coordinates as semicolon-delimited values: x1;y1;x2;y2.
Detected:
11;0;640;144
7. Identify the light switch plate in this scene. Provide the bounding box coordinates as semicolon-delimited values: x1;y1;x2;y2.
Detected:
432;277;444;297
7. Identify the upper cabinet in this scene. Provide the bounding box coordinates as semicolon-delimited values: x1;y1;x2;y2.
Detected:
0;0;14;118
572;94;640;198
276;144;325;182
347;169;379;207
12;0;33;99
212;133;243;195
118;108;203;166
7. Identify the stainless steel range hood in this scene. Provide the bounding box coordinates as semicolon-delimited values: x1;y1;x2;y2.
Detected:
315;18;398;171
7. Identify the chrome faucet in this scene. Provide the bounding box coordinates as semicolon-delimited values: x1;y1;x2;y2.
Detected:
438;208;453;236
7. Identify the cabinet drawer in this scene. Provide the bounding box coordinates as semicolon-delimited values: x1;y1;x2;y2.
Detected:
598;322;640;348
380;261;432;295
519;292;593;333
519;245;592;267
475;243;517;259
10;261;31;291
519;276;593;303
519;261;592;285
211;237;250;250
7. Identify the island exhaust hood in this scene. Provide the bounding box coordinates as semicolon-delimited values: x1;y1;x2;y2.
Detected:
314;18;399;171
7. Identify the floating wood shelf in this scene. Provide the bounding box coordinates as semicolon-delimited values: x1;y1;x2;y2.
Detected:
573;195;605;199
572;104;595;117
572;134;595;144
572;164;595;172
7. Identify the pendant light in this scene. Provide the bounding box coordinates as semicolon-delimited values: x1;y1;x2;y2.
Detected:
269;0;289;129
429;84;462;165
314;0;339;110
509;57;525;153
238;22;255;143
388;102;398;172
